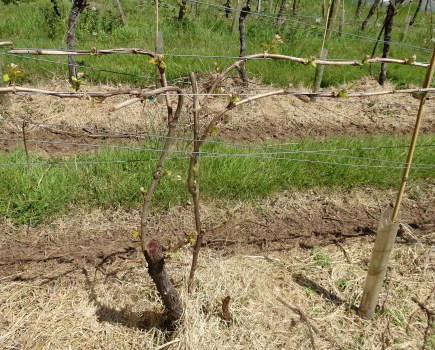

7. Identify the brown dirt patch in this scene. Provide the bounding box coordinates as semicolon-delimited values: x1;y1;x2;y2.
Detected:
1;78;434;156
0;187;434;349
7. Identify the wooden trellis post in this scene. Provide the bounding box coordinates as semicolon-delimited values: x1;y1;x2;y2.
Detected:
359;45;435;320
0;41;13;108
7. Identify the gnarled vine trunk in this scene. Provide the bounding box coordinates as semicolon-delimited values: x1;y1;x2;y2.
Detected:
66;0;88;84
361;0;380;30
379;0;405;85
238;0;251;85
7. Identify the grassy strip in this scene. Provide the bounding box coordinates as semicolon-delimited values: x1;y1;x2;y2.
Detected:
0;0;433;87
1;134;434;225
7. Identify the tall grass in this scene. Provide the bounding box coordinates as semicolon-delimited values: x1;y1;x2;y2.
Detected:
0;0;433;87
1;134;434;224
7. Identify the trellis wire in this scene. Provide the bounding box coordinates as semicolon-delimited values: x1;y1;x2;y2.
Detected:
6;49;432;63
0;52;156;81
184;0;433;53
0;135;434;169
1;117;434;156
1;152;434;169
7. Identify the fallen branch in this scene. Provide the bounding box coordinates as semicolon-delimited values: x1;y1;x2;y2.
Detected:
411;296;435;350
333;240;352;264
276;296;342;349
412;297;434;317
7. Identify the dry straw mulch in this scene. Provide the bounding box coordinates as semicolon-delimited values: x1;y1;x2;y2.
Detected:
0;187;433;350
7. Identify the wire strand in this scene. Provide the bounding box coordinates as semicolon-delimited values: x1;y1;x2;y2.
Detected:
0;136;433;168
1;152;434;169
185;0;433;53
0;52;156;81
2;117;434;154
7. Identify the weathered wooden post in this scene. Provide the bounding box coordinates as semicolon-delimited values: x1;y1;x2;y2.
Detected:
326;0;341;39
311;48;328;102
113;0;127;26
0;41;13;108
359;46;435;319
338;0;345;35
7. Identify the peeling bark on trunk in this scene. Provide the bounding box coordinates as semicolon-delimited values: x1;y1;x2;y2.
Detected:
238;0;251;86
50;0;61;17
276;0;286;23
292;0;299;16
361;0;380;30
178;0;188;20
355;0;365;18
409;0;423;26
144;240;183;323
379;0;405;85
66;0;88;84
224;0;232;18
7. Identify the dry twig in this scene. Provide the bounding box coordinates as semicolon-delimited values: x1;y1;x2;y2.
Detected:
276;296;342;349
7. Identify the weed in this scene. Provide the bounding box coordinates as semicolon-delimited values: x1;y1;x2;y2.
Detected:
313;249;332;268
336;278;348;291
0;134;434;224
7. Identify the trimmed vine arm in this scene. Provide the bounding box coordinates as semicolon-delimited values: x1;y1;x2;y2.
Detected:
200;52;429;107
187;72;203;292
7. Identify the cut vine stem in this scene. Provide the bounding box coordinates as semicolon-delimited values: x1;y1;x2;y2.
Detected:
187;72;203;292
138;86;184;323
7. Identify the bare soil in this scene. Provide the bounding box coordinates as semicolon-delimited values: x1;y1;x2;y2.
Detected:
0;77;434;156
0;188;434;349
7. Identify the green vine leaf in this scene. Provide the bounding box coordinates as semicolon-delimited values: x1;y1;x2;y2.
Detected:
210;125;219;134
4;63;24;84
337;89;348;99
70;76;83;92
148;56;166;70
362;55;371;66
184;231;196;244
405;55;416;65
229;94;240;104
148;57;159;65
261;34;284;54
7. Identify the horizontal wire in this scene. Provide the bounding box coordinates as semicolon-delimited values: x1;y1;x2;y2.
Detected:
2;52;432;105
2;117;434;154
1;152;434;169
6;88;435;98
186;0;433;53
0;52;156;81
0;136;433;167
6;48;432;63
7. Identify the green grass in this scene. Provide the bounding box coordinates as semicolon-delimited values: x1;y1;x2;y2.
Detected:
1;134;434;225
0;0;433;87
